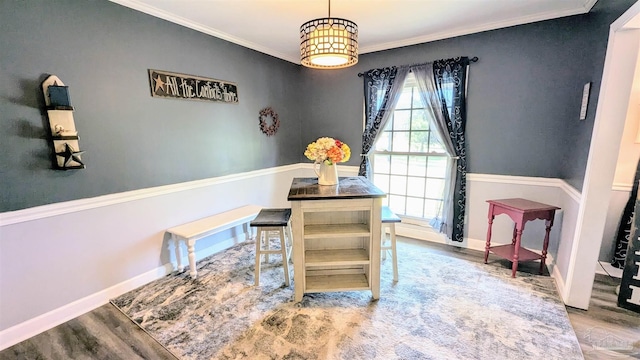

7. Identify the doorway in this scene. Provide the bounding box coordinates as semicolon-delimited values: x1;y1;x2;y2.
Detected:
565;2;640;309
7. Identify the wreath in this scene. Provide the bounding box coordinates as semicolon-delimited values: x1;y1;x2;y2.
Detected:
259;107;279;136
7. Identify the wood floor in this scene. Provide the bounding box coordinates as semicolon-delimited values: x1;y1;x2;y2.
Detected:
1;238;638;359
0;304;178;360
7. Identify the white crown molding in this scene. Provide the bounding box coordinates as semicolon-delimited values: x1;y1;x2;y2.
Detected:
582;0;598;12
108;0;300;64
0;163;300;227
109;0;591;64
359;6;590;55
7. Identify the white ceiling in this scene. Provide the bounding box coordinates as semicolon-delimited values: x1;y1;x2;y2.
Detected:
110;0;598;64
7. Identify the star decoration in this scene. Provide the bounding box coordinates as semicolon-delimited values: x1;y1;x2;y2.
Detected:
154;74;165;93
56;143;85;168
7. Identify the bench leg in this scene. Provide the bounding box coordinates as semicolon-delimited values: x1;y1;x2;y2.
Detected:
187;239;197;279
172;235;184;272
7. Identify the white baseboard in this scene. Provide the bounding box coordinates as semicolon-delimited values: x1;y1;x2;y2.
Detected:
0;262;171;350
0;234;246;351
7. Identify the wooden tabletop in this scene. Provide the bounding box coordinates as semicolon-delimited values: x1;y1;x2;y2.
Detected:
287;177;386;201
486;198;560;212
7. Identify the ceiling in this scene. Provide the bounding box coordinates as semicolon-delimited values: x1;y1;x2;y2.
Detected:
110;0;598;64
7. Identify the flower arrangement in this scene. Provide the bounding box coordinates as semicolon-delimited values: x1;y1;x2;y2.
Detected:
304;137;351;165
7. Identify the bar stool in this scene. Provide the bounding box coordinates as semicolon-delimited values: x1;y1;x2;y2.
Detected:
250;208;292;286
381;205;401;281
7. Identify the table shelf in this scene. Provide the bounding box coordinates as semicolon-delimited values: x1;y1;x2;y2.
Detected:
489;244;543;262
305;249;369;267
303;223;370;238
305;274;370;293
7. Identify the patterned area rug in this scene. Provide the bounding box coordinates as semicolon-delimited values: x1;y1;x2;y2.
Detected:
111;240;583;360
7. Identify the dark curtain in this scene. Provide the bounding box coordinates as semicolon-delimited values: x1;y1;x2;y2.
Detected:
612;157;640;268
433;57;470;242
358;66;409;177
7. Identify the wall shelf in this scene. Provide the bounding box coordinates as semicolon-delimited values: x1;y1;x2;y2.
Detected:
42;75;85;170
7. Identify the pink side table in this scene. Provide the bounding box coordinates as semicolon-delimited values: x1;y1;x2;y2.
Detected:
484;198;560;278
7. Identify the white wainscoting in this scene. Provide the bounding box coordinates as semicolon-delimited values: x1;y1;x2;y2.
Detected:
0;166;579;350
395;173;581;301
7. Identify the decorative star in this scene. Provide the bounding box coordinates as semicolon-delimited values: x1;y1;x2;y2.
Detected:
154;74;165;93
56;143;85;168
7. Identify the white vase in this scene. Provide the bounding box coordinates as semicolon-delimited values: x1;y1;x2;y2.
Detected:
314;161;339;186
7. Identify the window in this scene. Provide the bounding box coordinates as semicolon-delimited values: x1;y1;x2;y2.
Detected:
372;73;449;223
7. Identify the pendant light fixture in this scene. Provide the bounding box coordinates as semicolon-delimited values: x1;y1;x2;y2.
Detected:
300;0;358;69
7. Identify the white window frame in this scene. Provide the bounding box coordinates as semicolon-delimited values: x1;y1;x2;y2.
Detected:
371;73;450;225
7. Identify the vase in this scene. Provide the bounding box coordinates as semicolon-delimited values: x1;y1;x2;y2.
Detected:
314;161;339;186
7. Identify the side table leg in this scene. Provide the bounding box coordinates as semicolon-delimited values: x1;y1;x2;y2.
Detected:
512;228;523;278
540;218;553;275
511;224;518;245
485;208;495;264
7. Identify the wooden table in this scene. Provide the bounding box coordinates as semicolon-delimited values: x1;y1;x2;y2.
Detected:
287;177;385;302
484;198;560;278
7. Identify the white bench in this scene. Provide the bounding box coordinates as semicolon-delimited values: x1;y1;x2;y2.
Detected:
167;205;262;278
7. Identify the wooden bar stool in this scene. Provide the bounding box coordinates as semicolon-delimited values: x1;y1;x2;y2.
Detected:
250;208;292;286
381;205;401;281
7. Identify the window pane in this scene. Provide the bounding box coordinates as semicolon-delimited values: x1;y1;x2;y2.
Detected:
392;132;409;152
412;88;425;108
427;157;447;178
411;110;429;130
424;199;442;219
428;132;446;154
383;116;393;131
370;72;449;222
389;195;406;214
395;89;413;109
408;156;426;177
389;175;407;195
406;197;424;218
409;131;430;153
425;178;445;199
407;176;425;197
375;132;391;152
374;154;390;173
373;174;390;194
390;155;407;175
393;110;411;131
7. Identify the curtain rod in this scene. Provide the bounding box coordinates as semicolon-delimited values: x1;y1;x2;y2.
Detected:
357;56;478;77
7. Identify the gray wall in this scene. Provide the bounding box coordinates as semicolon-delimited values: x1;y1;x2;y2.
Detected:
1;0;635;213
300;0;636;190
0;0;303;212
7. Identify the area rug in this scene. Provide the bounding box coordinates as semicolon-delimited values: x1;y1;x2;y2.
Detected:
111;239;583;360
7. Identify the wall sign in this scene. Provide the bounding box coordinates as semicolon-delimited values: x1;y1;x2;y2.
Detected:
148;69;239;104
579;82;590;120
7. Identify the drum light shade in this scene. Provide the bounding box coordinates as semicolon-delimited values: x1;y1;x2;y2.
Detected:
300;17;358;69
